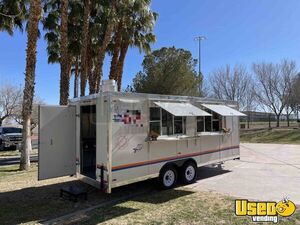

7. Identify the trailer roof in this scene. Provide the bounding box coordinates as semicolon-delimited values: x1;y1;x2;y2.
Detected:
69;91;238;106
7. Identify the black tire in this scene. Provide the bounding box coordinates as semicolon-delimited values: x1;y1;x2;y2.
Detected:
158;165;178;189
180;161;198;184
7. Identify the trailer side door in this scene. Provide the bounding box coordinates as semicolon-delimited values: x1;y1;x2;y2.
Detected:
38;105;76;180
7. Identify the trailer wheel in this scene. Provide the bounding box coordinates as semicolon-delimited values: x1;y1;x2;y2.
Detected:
180;161;197;184
159;165;177;189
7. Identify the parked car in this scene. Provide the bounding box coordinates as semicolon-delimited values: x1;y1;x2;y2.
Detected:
0;127;22;151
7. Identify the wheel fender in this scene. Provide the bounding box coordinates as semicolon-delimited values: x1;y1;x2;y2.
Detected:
159;158;197;174
159;162;178;174
181;158;197;168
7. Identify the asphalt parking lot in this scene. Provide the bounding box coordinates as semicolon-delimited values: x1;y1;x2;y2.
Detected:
191;143;300;204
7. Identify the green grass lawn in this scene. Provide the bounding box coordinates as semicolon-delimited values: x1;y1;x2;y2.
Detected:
240;129;300;144
0;150;21;157
73;188;300;225
0;164;36;178
240;121;299;126
240;121;299;130
0;148;38;157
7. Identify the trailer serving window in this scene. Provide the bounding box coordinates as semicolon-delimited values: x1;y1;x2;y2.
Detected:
212;112;222;131
149;107;186;136
196;117;204;132
201;104;246;131
161;109;174;135
151;102;211;136
199;109;222;132
197;115;220;132
149;107;161;135
205;116;212;131
174;116;186;134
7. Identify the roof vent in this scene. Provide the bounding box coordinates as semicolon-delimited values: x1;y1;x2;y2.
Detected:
101;79;117;92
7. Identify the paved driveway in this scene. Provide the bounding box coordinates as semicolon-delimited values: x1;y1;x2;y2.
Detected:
190;143;300;204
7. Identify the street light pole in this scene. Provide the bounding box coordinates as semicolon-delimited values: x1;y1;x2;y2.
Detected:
195;36;206;94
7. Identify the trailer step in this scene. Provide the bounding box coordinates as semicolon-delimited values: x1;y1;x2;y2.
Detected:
60;185;88;202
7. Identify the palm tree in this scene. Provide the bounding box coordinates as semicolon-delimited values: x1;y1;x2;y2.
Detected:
72;56;80;97
0;0;26;35
86;32;95;92
43;1;60;63
68;1;83;97
59;0;70;105
109;0;157;91
89;0;116;94
80;0;91;96
43;0;82;99
108;18;124;81
20;0;41;171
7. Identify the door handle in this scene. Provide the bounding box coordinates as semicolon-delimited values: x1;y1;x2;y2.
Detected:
50;139;53;145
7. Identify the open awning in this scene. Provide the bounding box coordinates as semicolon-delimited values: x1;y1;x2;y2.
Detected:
154;102;211;117
202;104;246;116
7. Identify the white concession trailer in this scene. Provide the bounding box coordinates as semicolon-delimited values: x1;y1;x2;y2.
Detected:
38;82;245;193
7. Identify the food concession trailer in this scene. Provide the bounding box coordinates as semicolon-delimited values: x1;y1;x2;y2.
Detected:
38;80;245;193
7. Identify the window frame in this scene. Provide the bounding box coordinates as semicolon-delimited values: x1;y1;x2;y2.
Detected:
149;107;186;136
211;113;222;132
149;107;161;136
196;116;205;132
174;116;185;135
197;109;224;133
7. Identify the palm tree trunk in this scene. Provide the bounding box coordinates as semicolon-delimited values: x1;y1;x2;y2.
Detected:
59;0;69;105
20;0;41;171
80;0;91;96
74;57;79;98
109;19;123;80
116;41;129;91
87;36;95;95
93;20;114;93
93;0;116;93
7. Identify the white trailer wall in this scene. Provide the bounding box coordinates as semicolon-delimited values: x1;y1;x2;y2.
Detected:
110;97;150;187
109;97;242;188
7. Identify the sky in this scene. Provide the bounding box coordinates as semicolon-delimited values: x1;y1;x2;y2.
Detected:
1;0;300;104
